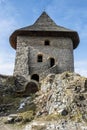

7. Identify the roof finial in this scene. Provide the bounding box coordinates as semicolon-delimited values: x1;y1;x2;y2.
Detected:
44;8;46;12
43;4;46;13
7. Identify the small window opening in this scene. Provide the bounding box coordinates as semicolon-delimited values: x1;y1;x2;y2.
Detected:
37;55;43;62
44;40;50;46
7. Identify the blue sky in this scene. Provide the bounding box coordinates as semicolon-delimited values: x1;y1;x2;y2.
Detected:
0;0;87;77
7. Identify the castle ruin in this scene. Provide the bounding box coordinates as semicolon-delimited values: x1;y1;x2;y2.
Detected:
10;12;80;82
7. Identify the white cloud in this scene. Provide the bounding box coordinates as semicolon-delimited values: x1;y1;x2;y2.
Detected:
75;61;87;77
0;57;14;75
0;54;15;75
0;63;14;75
0;0;18;75
75;69;87;77
0;0;87;77
46;0;87;78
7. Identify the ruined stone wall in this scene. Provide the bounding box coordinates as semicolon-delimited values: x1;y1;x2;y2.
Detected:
13;38;29;79
39;64;58;80
14;36;74;80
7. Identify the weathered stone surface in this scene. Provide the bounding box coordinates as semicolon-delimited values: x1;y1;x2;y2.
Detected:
16;80;39;97
39;72;87;116
10;12;79;83
15;75;28;91
28;72;87;130
0;74;29;93
0;72;87;130
6;114;23;124
14;36;74;81
25;120;87;130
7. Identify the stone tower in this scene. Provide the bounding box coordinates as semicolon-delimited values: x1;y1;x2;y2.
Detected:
10;12;79;82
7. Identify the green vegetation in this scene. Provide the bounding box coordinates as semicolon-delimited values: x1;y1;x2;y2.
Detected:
19;110;34;123
36;113;63;121
70;112;82;122
0;93;37;116
32;125;46;130
45;113;62;121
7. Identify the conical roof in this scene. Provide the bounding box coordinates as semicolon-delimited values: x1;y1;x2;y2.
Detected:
19;12;72;32
10;11;80;49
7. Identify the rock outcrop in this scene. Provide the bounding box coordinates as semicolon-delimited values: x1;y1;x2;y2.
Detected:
26;72;87;130
0;72;87;130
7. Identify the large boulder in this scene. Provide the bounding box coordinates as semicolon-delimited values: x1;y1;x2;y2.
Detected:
30;72;87;130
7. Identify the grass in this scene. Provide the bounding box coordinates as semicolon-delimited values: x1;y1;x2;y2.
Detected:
32;125;46;130
19;110;34;124
36;113;63;121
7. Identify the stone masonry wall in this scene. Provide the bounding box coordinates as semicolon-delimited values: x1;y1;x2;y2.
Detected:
14;40;29;79
14;36;74;80
39;64;58;80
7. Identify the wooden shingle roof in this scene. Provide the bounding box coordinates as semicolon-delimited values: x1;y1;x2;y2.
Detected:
10;12;80;49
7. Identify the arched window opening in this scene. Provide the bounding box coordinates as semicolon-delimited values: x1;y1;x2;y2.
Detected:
50;58;55;67
44;40;50;46
37;54;43;62
31;74;39;82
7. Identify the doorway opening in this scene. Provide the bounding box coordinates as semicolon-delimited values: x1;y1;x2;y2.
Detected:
50;58;55;67
31;74;39;82
25;81;39;95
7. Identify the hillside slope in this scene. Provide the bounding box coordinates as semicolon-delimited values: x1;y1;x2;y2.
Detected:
0;72;87;130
